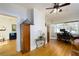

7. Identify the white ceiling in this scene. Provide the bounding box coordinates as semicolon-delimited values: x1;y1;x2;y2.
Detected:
46;3;79;23
15;3;52;9
3;3;79;24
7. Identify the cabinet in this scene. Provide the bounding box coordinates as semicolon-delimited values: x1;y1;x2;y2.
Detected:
21;24;30;53
9;33;16;40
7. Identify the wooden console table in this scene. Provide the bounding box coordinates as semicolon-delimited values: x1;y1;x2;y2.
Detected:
35;37;45;48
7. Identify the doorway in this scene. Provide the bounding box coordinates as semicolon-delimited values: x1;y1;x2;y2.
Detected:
0;14;17;55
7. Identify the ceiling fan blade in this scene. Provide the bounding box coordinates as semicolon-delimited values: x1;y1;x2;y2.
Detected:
59;3;70;7
46;7;54;9
53;3;59;8
50;10;54;14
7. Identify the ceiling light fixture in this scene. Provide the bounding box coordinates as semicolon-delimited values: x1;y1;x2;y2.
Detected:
53;9;57;13
46;3;70;14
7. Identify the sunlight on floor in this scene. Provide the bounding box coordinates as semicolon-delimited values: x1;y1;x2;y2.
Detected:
0;41;8;46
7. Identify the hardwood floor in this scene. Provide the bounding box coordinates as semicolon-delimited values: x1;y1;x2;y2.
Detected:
0;40;17;56
0;40;79;56
22;40;77;56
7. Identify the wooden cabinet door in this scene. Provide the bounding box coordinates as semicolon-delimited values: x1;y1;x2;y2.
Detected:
21;24;30;52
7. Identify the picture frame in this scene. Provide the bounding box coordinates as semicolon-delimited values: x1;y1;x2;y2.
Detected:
12;24;16;31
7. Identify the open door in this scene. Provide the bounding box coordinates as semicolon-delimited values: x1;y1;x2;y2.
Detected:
21;24;30;53
47;25;50;43
47;31;50;42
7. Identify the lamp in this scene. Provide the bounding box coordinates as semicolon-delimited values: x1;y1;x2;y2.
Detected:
53;9;57;13
53;8;62;13
0;26;6;31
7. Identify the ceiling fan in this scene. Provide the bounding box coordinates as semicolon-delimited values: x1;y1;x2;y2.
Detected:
46;3;70;14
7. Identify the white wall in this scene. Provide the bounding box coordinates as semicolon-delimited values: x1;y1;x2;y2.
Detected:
49;24;57;40
30;8;47;50
0;15;16;40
